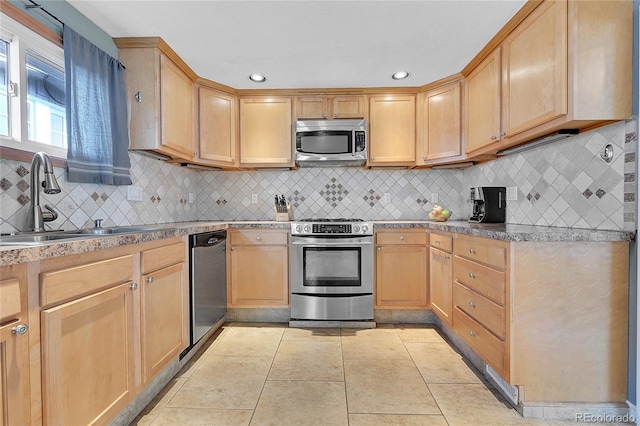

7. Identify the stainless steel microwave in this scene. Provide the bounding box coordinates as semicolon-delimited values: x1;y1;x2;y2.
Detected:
295;119;367;167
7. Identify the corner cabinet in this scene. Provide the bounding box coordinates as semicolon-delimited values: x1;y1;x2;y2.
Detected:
295;95;365;120
239;97;293;168
465;0;632;157
375;229;428;308
115;38;196;161
368;95;416;166
197;86;238;167
417;80;464;166
228;229;289;307
0;265;31;426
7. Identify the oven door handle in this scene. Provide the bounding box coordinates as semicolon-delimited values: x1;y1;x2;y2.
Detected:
291;240;373;246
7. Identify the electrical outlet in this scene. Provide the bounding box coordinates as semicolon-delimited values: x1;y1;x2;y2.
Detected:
383;193;391;204
251;194;258;204
127;186;142;201
431;192;439;203
188;192;195;204
506;186;518;201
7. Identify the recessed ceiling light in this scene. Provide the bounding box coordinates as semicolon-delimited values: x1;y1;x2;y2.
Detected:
392;71;410;80
249;73;266;83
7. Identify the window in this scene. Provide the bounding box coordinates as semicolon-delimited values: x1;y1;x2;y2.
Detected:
0;14;66;158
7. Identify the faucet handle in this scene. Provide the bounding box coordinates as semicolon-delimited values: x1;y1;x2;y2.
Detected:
42;205;58;222
94;218;104;228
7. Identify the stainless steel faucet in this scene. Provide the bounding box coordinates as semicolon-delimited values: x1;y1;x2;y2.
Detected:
26;152;61;232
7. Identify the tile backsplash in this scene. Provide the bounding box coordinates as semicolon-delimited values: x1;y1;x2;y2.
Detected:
1;118;637;233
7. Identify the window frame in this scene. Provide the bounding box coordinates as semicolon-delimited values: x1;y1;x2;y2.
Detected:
0;13;66;159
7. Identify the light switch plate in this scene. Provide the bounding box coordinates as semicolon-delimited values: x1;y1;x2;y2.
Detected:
188;192;195;204
383;193;391;204
431;192;439;203
251;194;258;204
127;186;142;201
506;186;518;201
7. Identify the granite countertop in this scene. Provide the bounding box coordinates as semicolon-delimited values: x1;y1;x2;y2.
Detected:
1;220;633;266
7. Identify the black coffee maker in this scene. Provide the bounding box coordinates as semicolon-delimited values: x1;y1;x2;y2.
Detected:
469;187;506;223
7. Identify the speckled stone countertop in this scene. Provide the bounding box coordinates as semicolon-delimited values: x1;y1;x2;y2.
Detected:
1;220;633;266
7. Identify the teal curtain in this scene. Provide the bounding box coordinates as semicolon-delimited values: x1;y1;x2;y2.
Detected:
64;25;131;185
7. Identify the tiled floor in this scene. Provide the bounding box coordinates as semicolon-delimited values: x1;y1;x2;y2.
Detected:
131;323;595;425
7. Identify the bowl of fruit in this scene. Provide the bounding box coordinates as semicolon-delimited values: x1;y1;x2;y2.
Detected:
428;205;451;222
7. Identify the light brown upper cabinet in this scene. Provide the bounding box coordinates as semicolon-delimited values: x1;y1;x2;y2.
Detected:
417;80;464;165
368;94;416;166
239;97;294;168
115;38;197;161
197;86;238;167
464;0;632;157
295;95;365;120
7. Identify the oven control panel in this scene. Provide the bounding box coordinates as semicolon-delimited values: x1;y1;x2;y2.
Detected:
291;222;373;236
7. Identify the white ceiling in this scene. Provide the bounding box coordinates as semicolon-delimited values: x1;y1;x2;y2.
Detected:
66;0;527;90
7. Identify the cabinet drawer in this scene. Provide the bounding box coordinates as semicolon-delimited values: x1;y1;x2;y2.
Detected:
0;278;21;320
230;229;288;246
453;282;506;340
376;230;427;245
141;242;185;274
454;235;508;269
430;232;453;252
454;256;506;305
454;307;507;378
40;255;134;306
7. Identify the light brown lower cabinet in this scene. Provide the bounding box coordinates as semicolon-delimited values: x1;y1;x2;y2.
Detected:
41;283;135;425
228;229;289;307
429;247;453;324
0;266;31;426
375;229;428;308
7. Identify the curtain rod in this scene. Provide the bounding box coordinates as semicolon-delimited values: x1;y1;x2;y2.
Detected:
24;0;64;27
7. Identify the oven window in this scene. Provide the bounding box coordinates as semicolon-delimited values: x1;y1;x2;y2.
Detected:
303;247;361;287
299;131;351;154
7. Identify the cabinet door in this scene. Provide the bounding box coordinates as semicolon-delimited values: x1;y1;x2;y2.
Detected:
422;81;462;161
296;97;329;119
333;96;365;119
198;87;237;165
41;283;135;426
141;262;186;383
240;97;293;166
429;247;453;325
502;0;567;138
375;245;428;308
466;48;501;154
230;245;289;307
368;95;416;165
161;54;194;159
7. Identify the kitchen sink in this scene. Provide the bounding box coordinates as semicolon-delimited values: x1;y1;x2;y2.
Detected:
0;225;174;245
72;225;172;235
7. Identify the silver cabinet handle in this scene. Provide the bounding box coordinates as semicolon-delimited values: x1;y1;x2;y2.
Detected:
11;324;28;335
469;248;476;254
377;247;381;252
130;283;138;290
256;236;262;241
468;272;475;279
231;247;235;251
399;236;405;240
134;91;142;103
468;330;477;337
146;276;154;283
468;301;476;308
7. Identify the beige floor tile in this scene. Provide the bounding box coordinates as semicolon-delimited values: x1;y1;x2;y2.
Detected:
349;413;449;425
342;328;411;360
251;380;348;426
406;342;482;384
149;407;253;425
268;340;344;381
207;326;284;358
394;325;446;343
429;383;546;425
344;358;440;415
282;327;341;341
131;378;188;425
168;356;272;410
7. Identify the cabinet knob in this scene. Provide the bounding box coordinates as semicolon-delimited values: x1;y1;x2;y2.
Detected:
444;254;450;259
399;236;405;241
322;113;327;119
130;282;139;290
256;236;262;241
490;135;497;140
134;91;142;103
468;272;475;279
435;240;440;244
500;132;506;137
146;276;154;283
468;301;476;308
333;113;338;118
469;248;476;254
468;330;477;337
11;324;28;335
423;156;427;161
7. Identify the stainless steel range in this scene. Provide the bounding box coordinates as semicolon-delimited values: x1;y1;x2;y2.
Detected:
290;218;374;321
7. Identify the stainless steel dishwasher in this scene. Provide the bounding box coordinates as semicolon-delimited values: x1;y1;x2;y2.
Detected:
189;230;227;346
